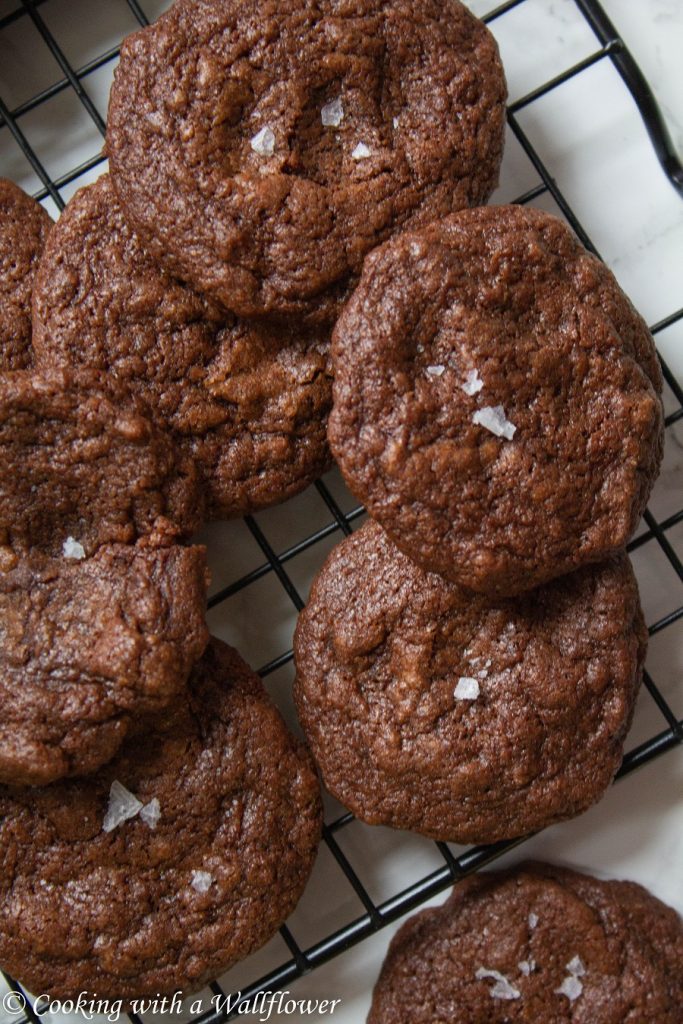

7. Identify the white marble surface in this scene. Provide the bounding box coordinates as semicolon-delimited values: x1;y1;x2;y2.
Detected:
0;2;681;1023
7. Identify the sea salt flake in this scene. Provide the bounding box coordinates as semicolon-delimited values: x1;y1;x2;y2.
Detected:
555;975;583;1001
139;798;161;829
250;126;275;156
518;959;535;976
63;536;86;560
528;913;539;929
352;141;371;160
566;955;586;977
392;116;399;129
426;364;445;377
191;870;213;894
475;968;520;1001
472;405;516;440
321;97;344;127
103;780;143;833
454;676;480;701
461;369;484;396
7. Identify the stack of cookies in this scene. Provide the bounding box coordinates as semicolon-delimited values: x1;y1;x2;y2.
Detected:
295;203;663;845
0;0;508;1004
0;365;322;998
31;0;507;521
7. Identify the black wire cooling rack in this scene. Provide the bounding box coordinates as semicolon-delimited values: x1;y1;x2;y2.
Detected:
1;0;682;1020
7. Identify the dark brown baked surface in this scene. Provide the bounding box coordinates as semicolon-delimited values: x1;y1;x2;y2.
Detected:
106;0;506;318
0;638;322;1000
294;521;646;844
329;205;664;596
367;862;683;1022
0;177;52;370
0;540;209;786
0;367;203;557
32;176;333;519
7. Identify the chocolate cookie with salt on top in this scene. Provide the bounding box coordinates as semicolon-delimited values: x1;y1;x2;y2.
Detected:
367;862;683;1023
0;177;51;369
0;638;322;1000
106;0;506;318
294;521;646;844
329;204;664;596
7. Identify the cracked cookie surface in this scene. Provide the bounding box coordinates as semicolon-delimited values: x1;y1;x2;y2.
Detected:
0;367;203;556
0;178;52;370
294;521;646;844
0;541;209;786
107;0;506;317
33;177;334;518
329;205;664;596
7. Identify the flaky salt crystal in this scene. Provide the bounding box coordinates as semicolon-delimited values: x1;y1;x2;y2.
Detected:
454;676;480;700
475;968;520;1001
321;97;344;127
352;142;371;160
392;117;399;129
518;959;535;976
528;912;539;929
103;780;143;833
472;405;516;440
63;536;86;560
555;975;583;1001
139;798;161;829
191;870;213;894
426;365;445;377
250;126;275;156
567;955;586;977
461;369;484;396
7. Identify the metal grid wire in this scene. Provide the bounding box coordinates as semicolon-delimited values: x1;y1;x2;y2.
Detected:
1;0;682;1020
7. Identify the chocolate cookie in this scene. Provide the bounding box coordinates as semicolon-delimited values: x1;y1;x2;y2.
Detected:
107;0;506;318
368;862;683;1022
0;540;209;786
0;638;322;1000
294;521;646;844
0;367;203;557
0;178;52;369
32;176;333;519
329;205;664;596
